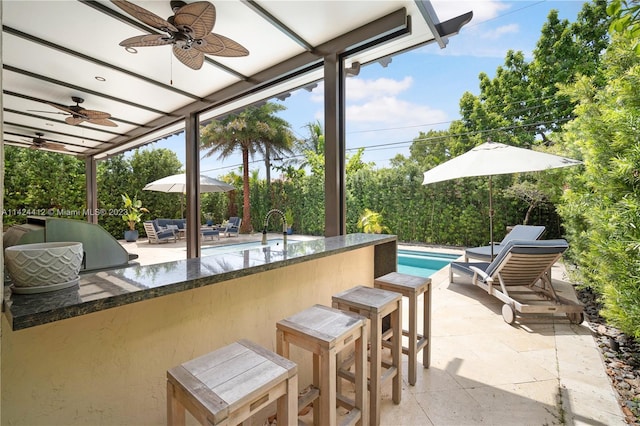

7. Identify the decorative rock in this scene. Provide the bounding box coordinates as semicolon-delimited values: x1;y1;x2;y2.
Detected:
577;286;640;424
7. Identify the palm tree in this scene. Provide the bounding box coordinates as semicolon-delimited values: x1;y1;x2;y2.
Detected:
252;103;296;185
301;120;324;154
200;102;294;233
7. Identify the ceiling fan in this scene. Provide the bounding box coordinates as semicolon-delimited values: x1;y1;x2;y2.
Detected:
111;0;249;70
29;97;118;127
23;133;69;152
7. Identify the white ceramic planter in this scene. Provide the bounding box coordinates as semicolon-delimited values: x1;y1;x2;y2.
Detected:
4;242;83;293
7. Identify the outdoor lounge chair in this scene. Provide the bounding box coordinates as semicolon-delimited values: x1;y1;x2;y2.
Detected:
464;224;546;261
144;221;177;244
200;227;219;241
217;217;241;237
450;239;584;325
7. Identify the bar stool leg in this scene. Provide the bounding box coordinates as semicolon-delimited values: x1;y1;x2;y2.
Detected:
355;321;368;426
424;288;432;368
167;381;186;426
319;350;336;426
408;292;418;385
278;373;298;426
276;329;298;426
370;313;381;426
391;304;402;403
313;353;321;426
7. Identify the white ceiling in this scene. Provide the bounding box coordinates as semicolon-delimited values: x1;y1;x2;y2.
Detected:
2;0;471;159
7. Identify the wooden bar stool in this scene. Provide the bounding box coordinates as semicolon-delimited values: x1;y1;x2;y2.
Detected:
166;339;298;426
374;272;432;386
332;286;402;426
276;304;368;426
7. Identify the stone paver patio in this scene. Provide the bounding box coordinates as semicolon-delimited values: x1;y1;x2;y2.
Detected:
120;234;625;425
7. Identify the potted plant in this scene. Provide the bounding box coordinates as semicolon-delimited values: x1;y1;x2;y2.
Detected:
284;209;294;235
121;193;149;242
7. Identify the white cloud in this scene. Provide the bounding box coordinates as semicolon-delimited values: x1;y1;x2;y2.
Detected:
431;0;510;22
307;75;448;129
426;1;527;59
309;77;414;102
482;23;519;40
347;76;413;101
346;97;447;125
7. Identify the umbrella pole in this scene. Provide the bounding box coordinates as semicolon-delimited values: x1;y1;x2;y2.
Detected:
489;175;494;259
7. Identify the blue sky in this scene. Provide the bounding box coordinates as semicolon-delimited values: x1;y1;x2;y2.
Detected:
148;1;587;178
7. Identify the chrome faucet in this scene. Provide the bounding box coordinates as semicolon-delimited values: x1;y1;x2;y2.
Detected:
262;209;287;247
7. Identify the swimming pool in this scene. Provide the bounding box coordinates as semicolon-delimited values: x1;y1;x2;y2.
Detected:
397;249;459;278
201;239;297;255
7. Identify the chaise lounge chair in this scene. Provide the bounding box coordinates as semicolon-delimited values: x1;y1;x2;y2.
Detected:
216;217;241;237
464;224;546;261
200;227;220;241
144;221;177;244
450;239;584;325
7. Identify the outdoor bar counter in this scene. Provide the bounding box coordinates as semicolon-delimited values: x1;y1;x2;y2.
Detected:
2;233;396;424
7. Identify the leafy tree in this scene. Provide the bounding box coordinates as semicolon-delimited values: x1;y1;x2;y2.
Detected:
96;149;181;236
608;0;640;51
200;103;295;233
97;155;133;236
557;28;640;337
4;147;85;225
503;181;550;225
129;148;183;217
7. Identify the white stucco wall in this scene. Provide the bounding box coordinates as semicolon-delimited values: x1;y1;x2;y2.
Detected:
1;246;374;424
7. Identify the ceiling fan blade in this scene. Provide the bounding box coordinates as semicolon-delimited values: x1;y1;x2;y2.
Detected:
193;33;225;54
81;109;112;120
208;33;249;57
87;118;118;127
173;45;204;70
111;0;178;32
120;34;172;48
43;142;70;152
65;116;85;126
173;2;216;39
27;109;69;115
48;103;76;115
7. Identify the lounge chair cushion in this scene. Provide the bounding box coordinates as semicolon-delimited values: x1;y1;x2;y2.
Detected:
144;221;177;244
465;225;546;261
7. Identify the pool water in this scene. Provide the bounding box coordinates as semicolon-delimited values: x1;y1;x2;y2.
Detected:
397;249;459;278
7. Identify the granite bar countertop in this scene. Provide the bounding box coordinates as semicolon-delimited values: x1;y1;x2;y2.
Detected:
3;233;396;331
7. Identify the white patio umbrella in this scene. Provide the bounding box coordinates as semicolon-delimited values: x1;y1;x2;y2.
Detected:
143;173;234;218
422;141;582;256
